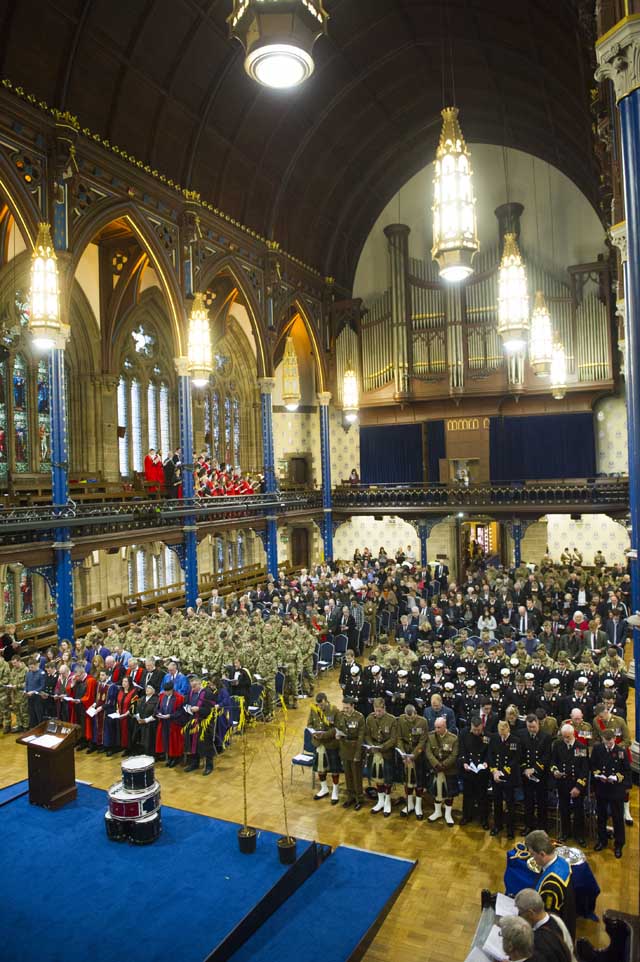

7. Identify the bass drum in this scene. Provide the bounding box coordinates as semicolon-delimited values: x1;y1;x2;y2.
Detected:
121;755;156;792
128;812;162;845
104;811;128;842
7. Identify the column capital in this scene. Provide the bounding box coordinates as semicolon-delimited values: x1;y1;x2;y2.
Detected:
383;222;411;240
174;355;190;377
258;376;276;395
317;391;332;406
595;17;640;102
610;220;628;262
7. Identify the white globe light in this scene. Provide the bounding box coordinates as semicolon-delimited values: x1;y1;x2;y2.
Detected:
503;337;527;354
32;336;55;351
285;402;300;412
344;411;358;424
191;377;208;388
440;264;473;283
246;44;313;89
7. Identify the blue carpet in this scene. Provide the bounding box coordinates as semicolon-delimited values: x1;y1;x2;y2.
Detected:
0;779;29;806
0;783;312;962
228;844;416;962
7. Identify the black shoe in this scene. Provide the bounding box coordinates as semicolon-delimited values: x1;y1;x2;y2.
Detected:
576;837;587;847
558;835;568;843
342;799;354;808
184;763;198;772
165;759;172;767
593;841;606;852
330;797;339;806
460;816;471;826
85;745;96;754
625;818;634;826
202;765;213;776
507;832;515;840
168;759;177;768
354;802;363;811
415;812;424;821
614;847;623;859
482;822;490;830
490;827;499;836
106;750;113;758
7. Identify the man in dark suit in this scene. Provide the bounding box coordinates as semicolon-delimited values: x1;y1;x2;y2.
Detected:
337;605;357;650
141;657;165;694
591;727;631;857
514;889;572;962
605;609;627;652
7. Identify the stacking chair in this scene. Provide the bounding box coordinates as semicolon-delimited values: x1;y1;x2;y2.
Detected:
291;726;315;786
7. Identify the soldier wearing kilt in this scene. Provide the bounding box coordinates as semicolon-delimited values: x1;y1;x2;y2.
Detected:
308;692;342;804
365;697;397;817
425;717;459;825
396;704;429;819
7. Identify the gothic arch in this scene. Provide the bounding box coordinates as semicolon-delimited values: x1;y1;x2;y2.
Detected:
112;287;177;381
275;296;328;394
0;149;40;249
68;198;185;357
196;252;269;379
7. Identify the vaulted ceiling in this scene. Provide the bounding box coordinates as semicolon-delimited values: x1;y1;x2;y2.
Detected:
0;0;600;288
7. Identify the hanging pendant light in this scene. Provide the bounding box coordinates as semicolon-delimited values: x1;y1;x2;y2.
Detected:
497;232;530;353
431;107;479;282
187;292;212;387
29;222;65;350
550;341;567;399
282;335;301;411
529;290;553;376
228;1;329;90
343;361;359;423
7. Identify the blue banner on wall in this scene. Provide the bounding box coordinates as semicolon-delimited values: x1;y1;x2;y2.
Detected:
360;424;424;484
489;413;596;480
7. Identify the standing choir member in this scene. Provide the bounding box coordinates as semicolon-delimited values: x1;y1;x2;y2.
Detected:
155;681;185;767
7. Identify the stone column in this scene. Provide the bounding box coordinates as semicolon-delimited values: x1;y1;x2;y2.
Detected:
317;391;333;562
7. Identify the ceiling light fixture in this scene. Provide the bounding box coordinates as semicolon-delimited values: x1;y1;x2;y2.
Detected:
228;1;329;90
431;107;479;282
282;334;301;411
187;292;213;387
497;232;530;354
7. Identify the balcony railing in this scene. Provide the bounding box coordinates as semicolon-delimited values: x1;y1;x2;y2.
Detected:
333;478;629;511
0;490;323;547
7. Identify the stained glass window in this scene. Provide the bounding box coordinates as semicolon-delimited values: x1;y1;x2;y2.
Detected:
117;377;129;477
160;383;171;457
37;358;51;472
232;397;240;470
237;531;245;569
216;536;224;573
3;577;15;623
152;552;165;591
224;396;231;468
0;358;7;479
19;569;33;619
204;393;211;455
212;391;220;461
131;378;143;472
13;355;29;472
227;538;234;570
135;549;146;593
147;382;158;451
127;558;135;596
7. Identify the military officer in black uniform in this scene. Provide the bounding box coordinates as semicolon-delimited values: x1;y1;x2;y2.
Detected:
488;719;521;838
519;713;552;832
591;727;631;857
458;715;490;827
551;723;589;844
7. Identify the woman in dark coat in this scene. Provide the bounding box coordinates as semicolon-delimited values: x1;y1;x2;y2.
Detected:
132;683;159;755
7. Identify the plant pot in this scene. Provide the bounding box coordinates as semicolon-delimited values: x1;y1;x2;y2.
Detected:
238;827;257;854
277;836;297;864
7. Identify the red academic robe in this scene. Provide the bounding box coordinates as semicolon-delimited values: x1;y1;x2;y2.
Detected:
152;457;165;493
154;690;185;757
126;666;144;692
144;454;158;493
80;675;98;740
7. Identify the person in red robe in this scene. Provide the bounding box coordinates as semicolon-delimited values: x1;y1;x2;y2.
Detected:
144;448;158;494
125;658;144;694
70;666;97;748
116;675;138;754
86;670;110;754
152;453;165;495
155;680;185;766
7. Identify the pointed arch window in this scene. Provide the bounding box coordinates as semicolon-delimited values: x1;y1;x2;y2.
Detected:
237;531;245;569
232;397;241;471
117;377;129;477
147;382;158;450
224;396;232;467
0;356;7;480
159;382;171;456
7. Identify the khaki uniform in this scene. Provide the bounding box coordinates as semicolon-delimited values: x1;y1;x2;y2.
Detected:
425;731;459;800
396;649;418;671
9;662;28;730
540;715;559;739
334;708;365;803
363;601;377;641
593;714;630;748
0;659;12;732
308;703;340;774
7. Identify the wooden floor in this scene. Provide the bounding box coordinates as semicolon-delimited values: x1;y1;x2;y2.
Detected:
2;669;638;961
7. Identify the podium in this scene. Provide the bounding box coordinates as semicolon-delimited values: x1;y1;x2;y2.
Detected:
17;718;80;809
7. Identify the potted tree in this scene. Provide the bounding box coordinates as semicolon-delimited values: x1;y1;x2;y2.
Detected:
273;696;296;864
237;697;257;854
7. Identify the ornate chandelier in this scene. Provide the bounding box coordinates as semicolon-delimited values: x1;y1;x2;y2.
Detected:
497;233;530;353
529;290;553;376
431;107;479;282
187;293;213;387
550;341;567;399
228;0;329;89
342;362;359;423
29;222;66;350
282;335;301;411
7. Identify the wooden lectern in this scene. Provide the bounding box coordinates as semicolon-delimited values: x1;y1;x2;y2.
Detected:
17;718;79;809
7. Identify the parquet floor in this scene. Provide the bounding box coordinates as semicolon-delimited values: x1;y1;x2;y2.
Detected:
2;669;638;961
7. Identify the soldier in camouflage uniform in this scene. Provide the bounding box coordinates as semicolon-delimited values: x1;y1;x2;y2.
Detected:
365;696;397;816
0;655;12;733
396;703;429;819
308;692;341;803
9;655;29;731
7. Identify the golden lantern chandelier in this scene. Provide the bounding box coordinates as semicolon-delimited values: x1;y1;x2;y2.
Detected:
342;362;359;423
282;335;301;411
431;107;479;282
228;0;329;89
187;292;213;387
529;290;553;376
497;233;530;353
550;341;567;400
29;222;65;350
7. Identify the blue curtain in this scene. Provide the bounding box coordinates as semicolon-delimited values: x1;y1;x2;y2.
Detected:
360;424;423;484
489;413;596;481
425;420;445;482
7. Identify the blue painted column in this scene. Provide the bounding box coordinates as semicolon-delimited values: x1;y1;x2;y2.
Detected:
418;525;428;568
49;336;74;643
512;520;522;569
597;21;640;748
176;358;199;608
259;377;278;578
318;391;333;562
